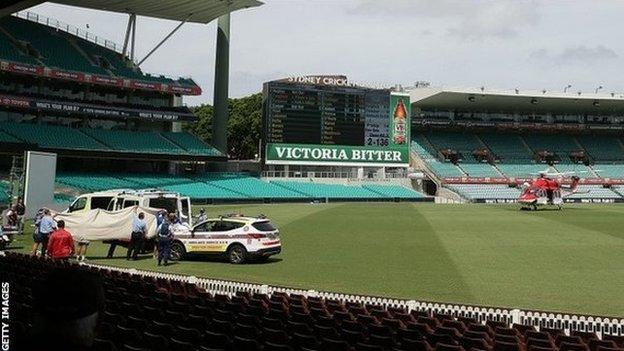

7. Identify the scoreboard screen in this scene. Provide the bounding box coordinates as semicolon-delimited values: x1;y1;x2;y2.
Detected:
264;81;390;147
262;76;410;166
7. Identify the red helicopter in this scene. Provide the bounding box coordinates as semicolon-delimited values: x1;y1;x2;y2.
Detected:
518;168;586;210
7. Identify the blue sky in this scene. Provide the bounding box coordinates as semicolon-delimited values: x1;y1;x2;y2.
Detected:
29;0;624;106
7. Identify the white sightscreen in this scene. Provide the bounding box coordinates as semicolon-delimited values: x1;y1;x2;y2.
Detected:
23;151;57;218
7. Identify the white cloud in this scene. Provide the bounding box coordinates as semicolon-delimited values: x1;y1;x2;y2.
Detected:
349;0;540;39
529;45;619;65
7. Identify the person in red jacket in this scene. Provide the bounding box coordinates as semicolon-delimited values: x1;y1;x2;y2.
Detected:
47;220;75;260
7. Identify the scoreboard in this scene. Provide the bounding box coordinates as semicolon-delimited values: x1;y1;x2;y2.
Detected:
262;76;410;167
264;82;390;147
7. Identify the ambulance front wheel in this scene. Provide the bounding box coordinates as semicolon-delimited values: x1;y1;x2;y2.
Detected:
170;241;186;261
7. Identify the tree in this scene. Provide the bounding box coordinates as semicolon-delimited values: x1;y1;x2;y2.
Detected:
188;93;262;160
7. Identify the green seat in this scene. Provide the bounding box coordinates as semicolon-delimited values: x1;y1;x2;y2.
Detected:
479;133;533;163
56;173;141;192
0;122;106;150
81;128;186;154
162;182;246;199
577;136;624;162
1;16;107;75
196;174;304;198
161;132;223;156
270;181;383;199
362;184;422;198
460;163;500;177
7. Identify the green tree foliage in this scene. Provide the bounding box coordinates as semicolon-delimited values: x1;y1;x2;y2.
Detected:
188;93;262;160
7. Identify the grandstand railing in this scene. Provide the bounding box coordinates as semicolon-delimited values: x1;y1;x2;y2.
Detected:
13;11;121;53
80;261;624;337
261;170;408;179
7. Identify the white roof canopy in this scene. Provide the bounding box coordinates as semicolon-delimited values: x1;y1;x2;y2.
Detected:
3;0;263;23
410;88;624;115
52;0;263;23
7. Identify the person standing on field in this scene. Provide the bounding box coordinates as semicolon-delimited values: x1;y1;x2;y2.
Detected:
157;214;174;266
126;212;146;261
32;209;55;257
47;220;75;260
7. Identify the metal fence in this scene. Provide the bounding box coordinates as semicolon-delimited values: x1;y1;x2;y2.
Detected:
80;261;624;337
13;11;121;53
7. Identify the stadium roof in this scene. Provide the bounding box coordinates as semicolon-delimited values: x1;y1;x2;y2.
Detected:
410;87;624;115
2;0;263;23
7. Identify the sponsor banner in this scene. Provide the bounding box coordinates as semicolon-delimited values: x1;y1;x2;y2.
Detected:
390;92;410;147
6;62;43;75
168;85;202;95
442;177;510;184
477;198;624;204
0;96;30;108
0;60;200;95
0;94;196;122
277;75;354;87
49;69;84;81
91;75;124;86
130;80;162;90
265;143;409;166
443;176;624;185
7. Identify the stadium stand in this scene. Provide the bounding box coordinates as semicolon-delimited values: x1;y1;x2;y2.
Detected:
0;181;8;204
270;180;385;199
576;135;624;162
362;184;424;198
496;164;548;178
411;131;624;201
458;163;500;178
162;132;223;156
163;181;245;199
0;122;107;151
411;135;465;178
426;160;465;177
0;16;107;75
0;15;195;86
522;134;581;163
0;129;21;143
56;173;141;192
447;184;521;200
5;252;622;351
0;30;39;65
591;164;624;179
194;174;305;199
479;133;535;163
55;172;425;201
119;174;195;188
424;131;484;161
565;185;622;199
0;122;221;157
80;128;188;155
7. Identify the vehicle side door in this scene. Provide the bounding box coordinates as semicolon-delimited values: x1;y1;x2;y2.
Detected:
215;220;245;239
179;197;191;226
186;221;224;253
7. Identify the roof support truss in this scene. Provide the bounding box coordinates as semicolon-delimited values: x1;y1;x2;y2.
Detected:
121;13;136;60
137;14;191;66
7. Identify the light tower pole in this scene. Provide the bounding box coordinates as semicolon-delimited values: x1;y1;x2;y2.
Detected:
212;13;230;156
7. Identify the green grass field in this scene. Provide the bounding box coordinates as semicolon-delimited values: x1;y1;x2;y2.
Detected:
11;203;624;317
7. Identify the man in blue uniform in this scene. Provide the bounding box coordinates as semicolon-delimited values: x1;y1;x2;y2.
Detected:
157;214;174;266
